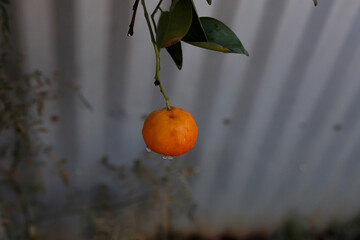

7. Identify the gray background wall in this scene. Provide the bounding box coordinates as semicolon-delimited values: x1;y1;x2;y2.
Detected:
10;0;360;235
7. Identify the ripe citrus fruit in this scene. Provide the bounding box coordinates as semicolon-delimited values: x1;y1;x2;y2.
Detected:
142;106;198;156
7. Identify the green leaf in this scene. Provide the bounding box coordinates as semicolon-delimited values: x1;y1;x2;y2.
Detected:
182;0;207;42
156;0;192;49
166;41;183;70
184;17;249;55
206;0;212;5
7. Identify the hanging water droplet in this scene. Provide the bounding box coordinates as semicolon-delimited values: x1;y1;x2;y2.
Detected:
127;33;132;37
162;156;168;160
146;147;151;153
167;156;174;160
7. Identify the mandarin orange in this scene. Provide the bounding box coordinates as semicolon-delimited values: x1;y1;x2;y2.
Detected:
142;106;198;156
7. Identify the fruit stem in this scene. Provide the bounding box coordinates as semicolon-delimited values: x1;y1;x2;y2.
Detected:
141;0;171;111
154;43;171;111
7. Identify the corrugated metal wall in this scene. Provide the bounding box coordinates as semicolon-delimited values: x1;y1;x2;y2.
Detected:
11;0;360;235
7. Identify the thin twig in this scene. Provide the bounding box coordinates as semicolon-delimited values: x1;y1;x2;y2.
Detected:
151;0;163;33
141;0;156;43
128;0;140;36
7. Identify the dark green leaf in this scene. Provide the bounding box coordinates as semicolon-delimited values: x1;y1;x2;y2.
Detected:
184;17;249;55
206;0;212;5
156;0;192;49
166;41;183;70
182;0;207;42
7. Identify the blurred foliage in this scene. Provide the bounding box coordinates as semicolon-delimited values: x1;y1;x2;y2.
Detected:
0;1;68;239
0;0;356;239
0;0;10;46
0;54;62;239
82;154;197;240
159;213;360;240
271;214;360;240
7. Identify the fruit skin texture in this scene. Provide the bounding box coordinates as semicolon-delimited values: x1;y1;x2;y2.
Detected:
142;106;198;156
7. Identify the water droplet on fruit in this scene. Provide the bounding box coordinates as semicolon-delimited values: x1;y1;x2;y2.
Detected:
162;156;168;160
167;156;174;160
146;148;151;152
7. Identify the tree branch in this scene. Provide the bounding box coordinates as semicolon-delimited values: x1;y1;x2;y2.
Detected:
128;0;140;36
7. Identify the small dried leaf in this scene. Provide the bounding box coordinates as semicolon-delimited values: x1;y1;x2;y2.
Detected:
45;77;51;85
15;121;29;140
31;119;43;125
58;158;67;165
37;101;44;115
101;155;109;165
53;93;59;100
44;145;53;153
50;115;59;122
36;91;48;98
29;225;39;239
59;169;70;187
36;170;44;184
51;154;60;163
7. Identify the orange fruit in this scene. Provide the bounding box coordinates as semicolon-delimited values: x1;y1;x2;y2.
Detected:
142;106;198;156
